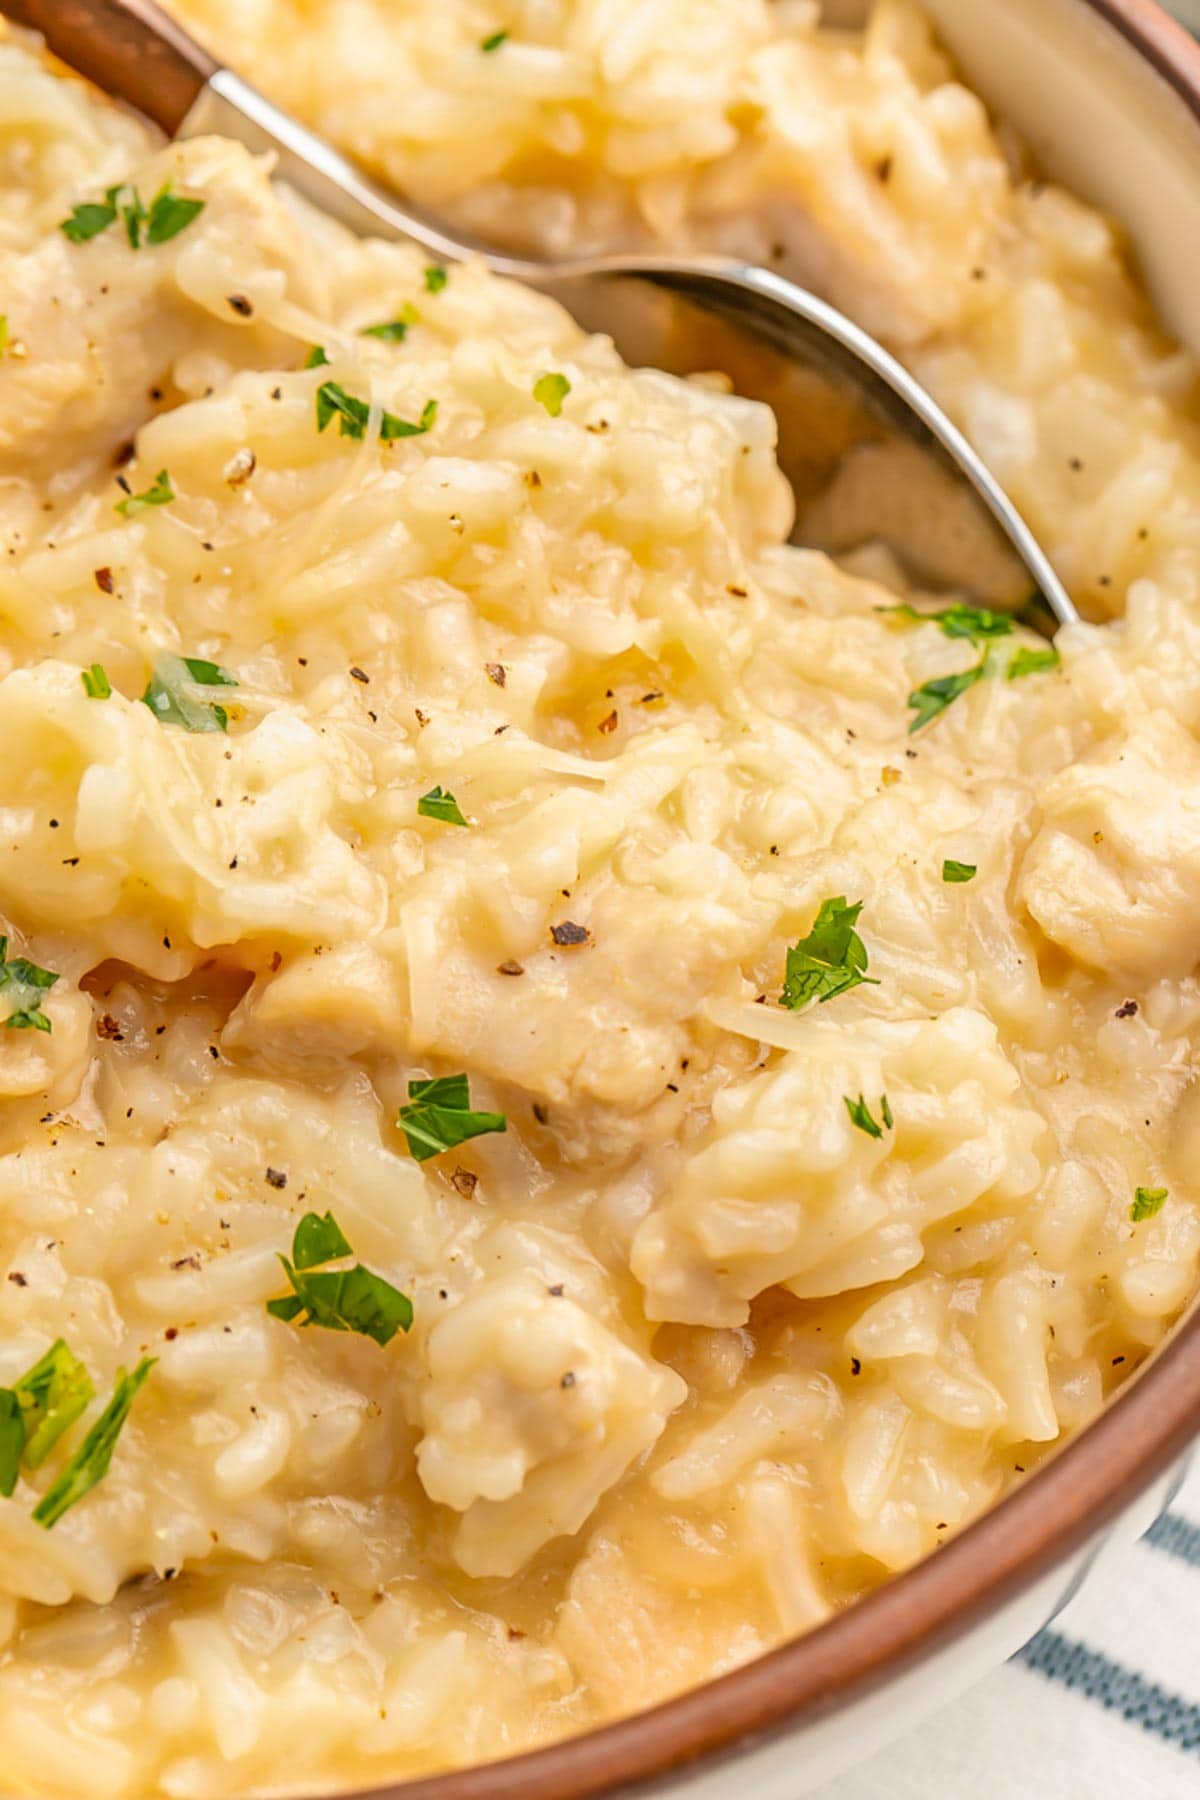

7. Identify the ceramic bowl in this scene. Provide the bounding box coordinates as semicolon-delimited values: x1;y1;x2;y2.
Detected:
336;5;1200;1797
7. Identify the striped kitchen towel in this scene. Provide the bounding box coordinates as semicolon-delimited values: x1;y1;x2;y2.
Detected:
822;1457;1200;1798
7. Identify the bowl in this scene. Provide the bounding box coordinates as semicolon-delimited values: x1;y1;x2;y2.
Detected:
331;5;1200;1797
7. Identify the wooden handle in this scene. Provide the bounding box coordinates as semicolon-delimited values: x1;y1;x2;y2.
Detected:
1;0;218;134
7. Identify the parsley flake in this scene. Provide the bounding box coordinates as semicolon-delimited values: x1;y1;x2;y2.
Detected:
316;381;436;442
60;182;204;250
942;859;977;883
880;601;1014;647
7;1340;95;1479
1007;644;1060;680
115;468;174;517
32;1357;154;1528
0;1340;95;1496
781;898;879;1011
398;1073;507;1162
887;603;1060;729
844;1094;892;1140
145;186;205;245
1130;1186;1168;1223
907;660;986;733
304;344;330;368
60;200;120;243
0;1393;22;1499
424;265;448;294
81;663;111;700
361;304;420;342
267;1212;412;1347
481;29;510;51
417;785;469;827
292;1211;352;1270
0;936;59;1034
141;653;238;734
117;186;147;249
533;372;571;417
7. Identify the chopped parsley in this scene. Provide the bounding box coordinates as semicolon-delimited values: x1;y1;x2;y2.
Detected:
1130;1186;1168;1223
907;661;986;733
7;1340;95;1484
361;303;420;342
844;1094;892;1140
884;601;1059;730
316;381;437;442
0;1394;21;1499
81;663;111;700
144;187;206;245
0;935;59;1034
141;653;238;734
942;859;977;883
1007;643;1061;680
291;1210;352;1268
60;182;204;249
32;1357;155;1529
880;601;1014;647
397;1072;507;1162
60;200;122;244
781;897;879;1011
533;372;571;417
417;785;469;827
115;468;174;517
0;1340;95;1496
480;29;510;51
267;1211;412;1347
424;265;448;294
118;186;147;249
304;344;330;368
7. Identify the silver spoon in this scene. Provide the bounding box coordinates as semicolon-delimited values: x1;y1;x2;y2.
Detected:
6;0;1077;628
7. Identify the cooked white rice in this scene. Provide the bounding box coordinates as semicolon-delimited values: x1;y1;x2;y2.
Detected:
0;2;1194;1794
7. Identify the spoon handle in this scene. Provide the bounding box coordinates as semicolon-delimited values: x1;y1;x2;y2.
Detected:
1;0;216;133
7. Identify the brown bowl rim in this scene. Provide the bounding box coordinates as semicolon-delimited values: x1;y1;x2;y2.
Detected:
358;1313;1200;1800
336;4;1200;1796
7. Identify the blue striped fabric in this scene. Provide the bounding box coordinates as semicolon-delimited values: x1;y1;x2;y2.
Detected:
1009;1477;1200;1766
1146;1508;1200;1566
1018;1630;1200;1755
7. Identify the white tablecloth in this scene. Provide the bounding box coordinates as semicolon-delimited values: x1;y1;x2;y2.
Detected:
816;1460;1200;1798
